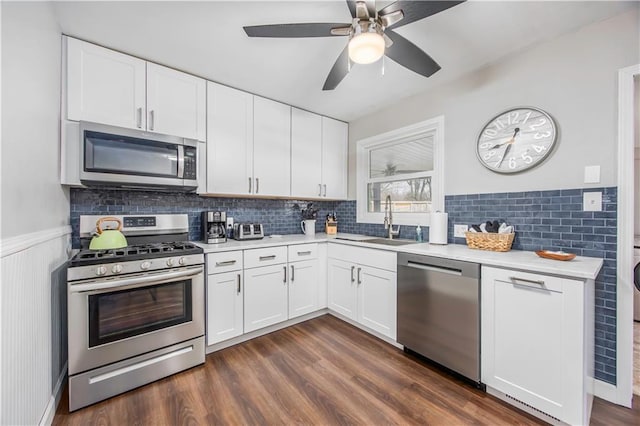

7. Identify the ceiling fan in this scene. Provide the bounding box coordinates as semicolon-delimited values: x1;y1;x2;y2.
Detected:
243;0;465;90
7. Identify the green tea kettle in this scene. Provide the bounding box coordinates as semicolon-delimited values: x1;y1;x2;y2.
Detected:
89;217;128;250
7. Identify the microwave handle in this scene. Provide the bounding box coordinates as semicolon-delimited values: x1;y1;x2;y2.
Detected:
177;145;185;178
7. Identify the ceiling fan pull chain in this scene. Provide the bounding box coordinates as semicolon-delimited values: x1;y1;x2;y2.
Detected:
348;55;352;72
382;55;385;76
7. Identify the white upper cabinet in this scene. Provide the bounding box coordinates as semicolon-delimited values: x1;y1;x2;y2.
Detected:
321;117;348;199
291;108;323;198
206;82;254;195
65;37;205;140
146;63;206;141
253;96;291;197
66;37;146;130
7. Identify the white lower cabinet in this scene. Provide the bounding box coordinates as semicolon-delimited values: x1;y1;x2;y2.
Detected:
244;263;289;333
288;259;319;319
327;244;397;340
206;270;243;345
481;266;594;425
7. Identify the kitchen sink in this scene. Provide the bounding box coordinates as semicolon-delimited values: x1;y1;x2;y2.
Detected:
362;238;416;246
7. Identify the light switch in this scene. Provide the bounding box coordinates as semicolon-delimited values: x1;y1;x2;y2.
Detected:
583;191;602;212
584;165;600;184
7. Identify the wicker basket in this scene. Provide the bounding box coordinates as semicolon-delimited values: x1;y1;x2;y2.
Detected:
464;231;515;252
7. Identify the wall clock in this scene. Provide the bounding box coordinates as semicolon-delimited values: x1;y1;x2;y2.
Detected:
476;107;557;174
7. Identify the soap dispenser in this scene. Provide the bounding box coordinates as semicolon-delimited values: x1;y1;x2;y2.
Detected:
415;225;423;242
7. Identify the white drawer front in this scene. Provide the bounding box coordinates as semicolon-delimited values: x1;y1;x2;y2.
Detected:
328;243;396;272
207;251;243;274
244;246;287;269
484;266;565;293
288;243;318;262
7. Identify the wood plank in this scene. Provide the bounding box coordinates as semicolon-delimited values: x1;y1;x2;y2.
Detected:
53;314;638;425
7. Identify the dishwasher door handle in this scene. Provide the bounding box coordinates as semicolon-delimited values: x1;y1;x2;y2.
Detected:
406;261;463;277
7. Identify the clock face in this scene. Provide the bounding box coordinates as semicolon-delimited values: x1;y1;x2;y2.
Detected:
476;107;557;174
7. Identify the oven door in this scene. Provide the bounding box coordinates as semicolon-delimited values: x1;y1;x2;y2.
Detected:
79;121;198;190
68;265;204;375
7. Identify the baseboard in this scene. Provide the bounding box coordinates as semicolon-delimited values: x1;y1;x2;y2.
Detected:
326;311;402;349
593;379;618;404
39;362;67;426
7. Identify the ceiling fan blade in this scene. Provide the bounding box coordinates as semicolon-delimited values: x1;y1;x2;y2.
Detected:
244;23;350;38
378;1;465;30
347;0;376;19
323;46;350;91
384;30;441;78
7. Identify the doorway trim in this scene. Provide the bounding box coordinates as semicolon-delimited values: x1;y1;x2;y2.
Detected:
615;63;639;407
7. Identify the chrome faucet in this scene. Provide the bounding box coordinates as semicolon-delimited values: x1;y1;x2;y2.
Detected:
384;195;400;239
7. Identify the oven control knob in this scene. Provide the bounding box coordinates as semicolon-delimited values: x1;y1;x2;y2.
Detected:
166;258;175;267
95;266;107;276
178;257;186;265
111;264;123;274
140;261;151;270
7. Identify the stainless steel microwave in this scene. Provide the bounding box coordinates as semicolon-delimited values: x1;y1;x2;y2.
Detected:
78;122;198;191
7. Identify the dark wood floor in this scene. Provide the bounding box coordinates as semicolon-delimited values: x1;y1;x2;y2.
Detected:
54;314;640;425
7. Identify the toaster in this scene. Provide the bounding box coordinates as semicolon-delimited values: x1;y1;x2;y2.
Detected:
233;223;264;240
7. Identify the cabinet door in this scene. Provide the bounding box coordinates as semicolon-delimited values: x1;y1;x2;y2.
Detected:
288;259;319;319
253;97;291;197
66;37;145;129
321;117;348;199
206;271;243;345
327;258;357;320
206;82;254;195
146;63;206;140
357;266;397;339
481;267;581;421
244;264;288;333
291;108;322;198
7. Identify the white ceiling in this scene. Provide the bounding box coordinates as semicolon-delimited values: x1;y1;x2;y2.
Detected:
51;1;635;122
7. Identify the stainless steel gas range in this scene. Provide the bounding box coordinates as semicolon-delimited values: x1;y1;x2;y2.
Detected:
67;214;205;411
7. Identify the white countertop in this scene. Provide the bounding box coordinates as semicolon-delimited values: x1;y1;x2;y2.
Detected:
195;233;603;280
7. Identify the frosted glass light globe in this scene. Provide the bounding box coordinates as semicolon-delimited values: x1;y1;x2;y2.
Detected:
348;32;385;64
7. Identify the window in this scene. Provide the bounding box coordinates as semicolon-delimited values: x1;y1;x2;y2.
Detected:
356;116;444;226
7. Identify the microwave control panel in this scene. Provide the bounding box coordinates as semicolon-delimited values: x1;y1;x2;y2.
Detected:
183;147;197;180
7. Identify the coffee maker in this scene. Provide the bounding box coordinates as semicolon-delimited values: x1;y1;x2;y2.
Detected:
202;211;227;244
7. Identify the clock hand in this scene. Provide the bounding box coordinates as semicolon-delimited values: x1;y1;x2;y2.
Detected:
497;144;512;168
489;127;521;150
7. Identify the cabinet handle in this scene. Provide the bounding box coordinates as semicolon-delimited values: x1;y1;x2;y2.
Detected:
215;260;236;267
297;251;311;256
256;178;259;194
357;267;362;285
318;184;322;196
237;274;241;294
248;177;252;193
136;107;143;128
509;276;545;286
283;265;287;283
291;265;295;282
350;266;355;283
149;110;155;130
323;184;327;197
259;255;276;261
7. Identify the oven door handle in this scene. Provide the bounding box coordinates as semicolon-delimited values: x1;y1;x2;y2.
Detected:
70;266;203;294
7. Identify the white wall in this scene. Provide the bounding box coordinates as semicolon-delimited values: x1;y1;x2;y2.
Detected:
1;1;69;238
348;8;640;198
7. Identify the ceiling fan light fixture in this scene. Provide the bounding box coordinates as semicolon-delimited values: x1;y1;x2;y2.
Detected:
348;31;385;65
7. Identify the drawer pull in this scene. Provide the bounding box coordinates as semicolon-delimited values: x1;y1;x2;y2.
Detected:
510;276;545;286
215;260;236;267
297;251;312;256
259;255;276;261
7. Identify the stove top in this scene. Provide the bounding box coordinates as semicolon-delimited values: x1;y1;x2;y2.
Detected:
69;241;203;267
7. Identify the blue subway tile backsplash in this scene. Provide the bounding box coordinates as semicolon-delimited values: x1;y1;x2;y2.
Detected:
71;185;617;385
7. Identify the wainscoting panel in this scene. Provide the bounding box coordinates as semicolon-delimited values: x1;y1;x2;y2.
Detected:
1;227;70;425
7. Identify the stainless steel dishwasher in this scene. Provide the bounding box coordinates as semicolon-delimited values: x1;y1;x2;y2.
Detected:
397;253;482;386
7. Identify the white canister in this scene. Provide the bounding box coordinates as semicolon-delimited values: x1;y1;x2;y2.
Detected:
301;219;316;237
429;212;448;245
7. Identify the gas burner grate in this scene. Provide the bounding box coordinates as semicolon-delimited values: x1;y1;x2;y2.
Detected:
69;241;203;267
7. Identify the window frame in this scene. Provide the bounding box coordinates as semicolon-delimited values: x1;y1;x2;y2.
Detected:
356;115;444;226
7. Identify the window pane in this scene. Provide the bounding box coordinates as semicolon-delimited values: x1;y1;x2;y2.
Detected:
369;136;433;178
367;177;432;213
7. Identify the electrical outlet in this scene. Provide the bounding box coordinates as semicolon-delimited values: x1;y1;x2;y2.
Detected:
226;217;234;229
454;224;468;238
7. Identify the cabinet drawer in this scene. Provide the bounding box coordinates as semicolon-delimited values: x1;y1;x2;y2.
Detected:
244;246;287;269
328;243;396;272
288;243;318;262
484;266;564;293
207;251;243;274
